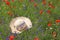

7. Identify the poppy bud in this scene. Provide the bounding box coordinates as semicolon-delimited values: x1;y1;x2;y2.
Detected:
12;0;14;2
34;3;37;7
47;10;51;14
30;0;34;2
48;23;52;27
52;31;57;38
7;11;13;16
42;0;46;5
34;37;39;40
39;10;43;15
48;2;55;9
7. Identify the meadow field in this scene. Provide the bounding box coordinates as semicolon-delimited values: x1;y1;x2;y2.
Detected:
0;0;60;40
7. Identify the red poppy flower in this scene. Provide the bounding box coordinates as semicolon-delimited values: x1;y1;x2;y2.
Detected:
6;1;10;6
34;37;39;40
47;10;51;14
48;3;55;9
9;35;15;40
12;0;14;2
56;20;60;23
34;3;37;7
42;0;46;5
39;10;43;15
48;23;52;27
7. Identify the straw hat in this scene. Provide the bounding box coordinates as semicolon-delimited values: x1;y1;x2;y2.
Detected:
10;17;32;34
